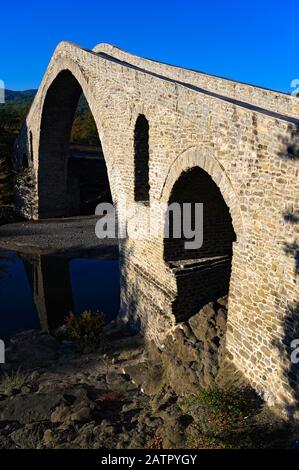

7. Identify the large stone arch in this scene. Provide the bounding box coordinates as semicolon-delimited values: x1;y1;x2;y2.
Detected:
36;57;115;218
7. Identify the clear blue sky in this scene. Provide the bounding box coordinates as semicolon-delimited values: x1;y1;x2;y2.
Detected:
0;0;298;93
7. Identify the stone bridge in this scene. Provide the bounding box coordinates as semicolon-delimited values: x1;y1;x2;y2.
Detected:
14;42;299;412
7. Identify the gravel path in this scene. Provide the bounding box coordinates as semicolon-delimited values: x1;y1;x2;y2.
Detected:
0;215;118;257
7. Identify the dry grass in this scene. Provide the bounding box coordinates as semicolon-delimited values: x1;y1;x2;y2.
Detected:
0;368;26;392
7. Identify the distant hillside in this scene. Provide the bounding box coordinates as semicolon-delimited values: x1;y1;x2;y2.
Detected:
4;89;89;110
2;89;90;116
4;89;36;104
0;91;34;176
2;89;90;119
0;90;36;132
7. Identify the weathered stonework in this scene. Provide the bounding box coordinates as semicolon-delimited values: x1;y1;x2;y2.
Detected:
14;42;299;414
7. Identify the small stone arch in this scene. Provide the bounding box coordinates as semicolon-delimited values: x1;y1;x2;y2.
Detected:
160;146;244;321
29;131;33;163
160;147;244;242
160;147;244;240
134;114;150;202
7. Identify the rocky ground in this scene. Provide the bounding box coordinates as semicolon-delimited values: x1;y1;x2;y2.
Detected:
0;327;193;449
0;317;297;450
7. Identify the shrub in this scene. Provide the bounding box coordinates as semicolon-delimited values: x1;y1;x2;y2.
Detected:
193;387;252;421
186;432;223;449
183;387;255;449
0;368;26;392
145;435;163;449
64;310;105;349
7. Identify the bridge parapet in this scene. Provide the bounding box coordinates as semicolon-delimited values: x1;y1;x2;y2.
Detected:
94;43;299;120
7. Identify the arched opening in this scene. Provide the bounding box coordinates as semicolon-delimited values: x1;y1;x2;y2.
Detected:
164;166;236;321
30;70;120;336
134;114;150;202
29;131;33;162
38;70;112;218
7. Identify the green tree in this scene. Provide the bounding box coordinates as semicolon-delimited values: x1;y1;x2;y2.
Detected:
71;109;100;146
0;156;12;206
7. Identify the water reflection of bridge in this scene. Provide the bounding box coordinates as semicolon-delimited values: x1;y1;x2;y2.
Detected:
23;254;73;332
22;248;119;333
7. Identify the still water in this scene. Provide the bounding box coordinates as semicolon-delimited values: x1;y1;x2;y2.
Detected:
0;250;120;342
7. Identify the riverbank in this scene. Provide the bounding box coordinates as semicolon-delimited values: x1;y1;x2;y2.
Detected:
0;327;296;449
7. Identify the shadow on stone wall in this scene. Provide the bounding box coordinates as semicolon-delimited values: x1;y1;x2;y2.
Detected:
11;122;38;220
271;126;299;418
278;123;299;160
272;299;299;418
